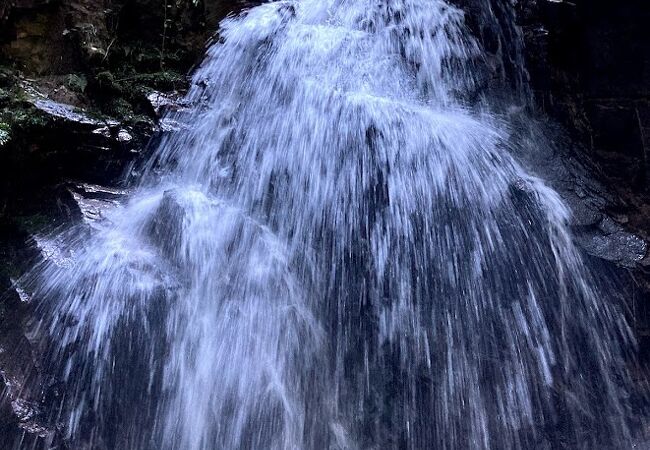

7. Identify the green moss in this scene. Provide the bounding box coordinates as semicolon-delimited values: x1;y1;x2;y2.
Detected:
8;107;50;130
0;88;52;140
109;42;186;73
96;69;182;95
130;70;184;90
96;71;123;94
129;45;163;67
106;97;134;118
107;70;184;94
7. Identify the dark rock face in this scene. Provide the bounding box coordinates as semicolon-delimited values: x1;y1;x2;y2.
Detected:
0;1;265;227
517;0;650;196
0;0;257;221
513;0;650;348
0;0;250;73
448;1;650;272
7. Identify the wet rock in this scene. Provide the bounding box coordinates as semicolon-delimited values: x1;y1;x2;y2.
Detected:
117;129;132;142
575;222;648;268
516;0;648;175
18;81;146;154
32;98;118;128
516;0;650;186
91;125;135;146
0;281;58;448
147;190;186;261
66;182;129;226
509;0;650;371
146;90;186;117
0;84;147;234
0;395;62;449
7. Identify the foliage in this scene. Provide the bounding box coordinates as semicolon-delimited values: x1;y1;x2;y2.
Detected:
0;85;51;147
6;107;50;130
66;74;88;93
106;97;134;118
0;122;9;146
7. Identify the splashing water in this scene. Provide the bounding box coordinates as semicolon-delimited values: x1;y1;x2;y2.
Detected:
30;1;638;449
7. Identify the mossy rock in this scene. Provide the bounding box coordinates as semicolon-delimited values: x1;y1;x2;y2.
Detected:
92;68;185;120
96;71;123;94
106;97;134;118
7;106;51;131
126;113;156;130
95;69;180;94
135;71;184;86
0;81;49;132
65;74;88;93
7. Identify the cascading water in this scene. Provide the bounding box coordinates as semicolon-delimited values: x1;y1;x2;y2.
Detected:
27;0;640;449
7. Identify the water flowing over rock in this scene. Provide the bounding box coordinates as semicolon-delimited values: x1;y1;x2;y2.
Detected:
20;1;643;449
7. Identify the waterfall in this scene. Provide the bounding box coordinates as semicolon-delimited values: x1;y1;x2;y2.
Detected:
29;1;638;448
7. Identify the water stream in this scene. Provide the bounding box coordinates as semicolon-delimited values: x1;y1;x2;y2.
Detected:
30;1;638;448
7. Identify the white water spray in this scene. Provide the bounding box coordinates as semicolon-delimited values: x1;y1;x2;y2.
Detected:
32;1;637;449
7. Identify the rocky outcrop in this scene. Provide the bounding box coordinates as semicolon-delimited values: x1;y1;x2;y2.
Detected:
0;0;259;224
517;0;650;202
0;2;261;445
514;0;650;344
0;0;248;72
